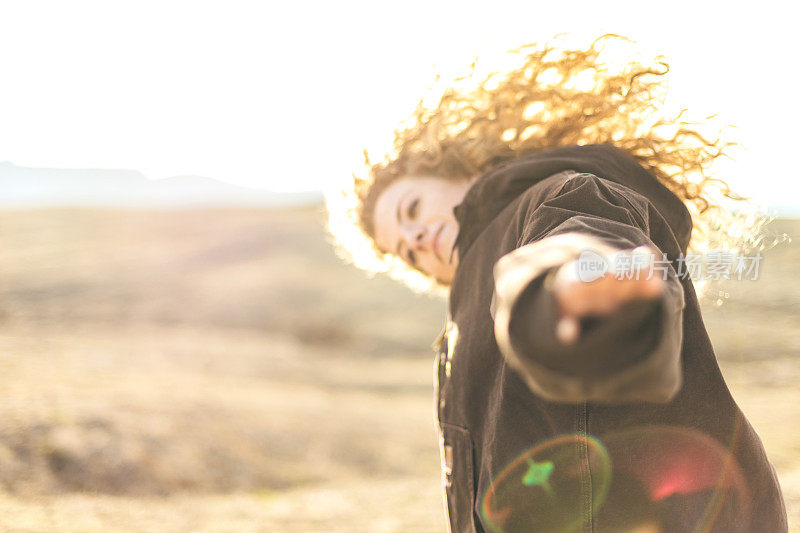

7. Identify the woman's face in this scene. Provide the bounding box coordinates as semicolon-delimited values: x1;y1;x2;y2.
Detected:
373;176;473;284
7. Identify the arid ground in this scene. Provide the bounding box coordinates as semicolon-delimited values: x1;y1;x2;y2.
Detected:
0;207;797;531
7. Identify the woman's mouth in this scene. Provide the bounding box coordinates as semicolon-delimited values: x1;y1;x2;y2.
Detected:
433;223;445;263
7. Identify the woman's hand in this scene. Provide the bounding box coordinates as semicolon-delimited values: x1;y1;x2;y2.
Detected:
550;246;665;345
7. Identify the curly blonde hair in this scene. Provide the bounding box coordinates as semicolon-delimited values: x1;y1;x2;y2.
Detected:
326;34;778;296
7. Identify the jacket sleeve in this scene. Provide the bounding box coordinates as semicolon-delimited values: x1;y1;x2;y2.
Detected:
491;172;686;404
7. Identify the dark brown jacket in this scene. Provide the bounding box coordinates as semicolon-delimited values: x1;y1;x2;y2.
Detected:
435;144;787;532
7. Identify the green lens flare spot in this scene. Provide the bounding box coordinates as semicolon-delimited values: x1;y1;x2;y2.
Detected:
521;458;554;495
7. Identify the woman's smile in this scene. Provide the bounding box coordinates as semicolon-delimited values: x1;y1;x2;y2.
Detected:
432;223;444;263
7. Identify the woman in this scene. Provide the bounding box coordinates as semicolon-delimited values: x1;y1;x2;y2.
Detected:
327;36;787;532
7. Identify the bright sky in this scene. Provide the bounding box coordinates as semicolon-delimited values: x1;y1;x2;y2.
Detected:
1;1;798;212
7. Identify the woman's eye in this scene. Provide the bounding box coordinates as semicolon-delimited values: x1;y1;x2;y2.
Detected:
407;249;417;266
407;198;419;220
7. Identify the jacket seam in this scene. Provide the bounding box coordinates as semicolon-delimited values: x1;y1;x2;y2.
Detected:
575;402;593;532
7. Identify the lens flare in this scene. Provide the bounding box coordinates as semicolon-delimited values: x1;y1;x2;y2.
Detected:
601;425;752;533
481;426;751;533
480;434;612;533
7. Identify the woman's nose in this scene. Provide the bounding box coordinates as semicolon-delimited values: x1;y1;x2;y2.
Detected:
403;224;429;250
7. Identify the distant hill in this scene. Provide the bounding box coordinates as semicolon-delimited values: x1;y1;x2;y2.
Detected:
0;162;323;208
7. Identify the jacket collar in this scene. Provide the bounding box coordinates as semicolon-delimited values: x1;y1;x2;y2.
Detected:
451;143;693;259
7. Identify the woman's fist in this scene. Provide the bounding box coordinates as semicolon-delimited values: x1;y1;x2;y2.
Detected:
550;246;664;345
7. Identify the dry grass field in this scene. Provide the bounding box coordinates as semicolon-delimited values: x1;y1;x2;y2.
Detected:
0;206;796;531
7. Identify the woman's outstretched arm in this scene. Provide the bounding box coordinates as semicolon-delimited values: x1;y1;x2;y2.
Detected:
491;172;686;404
